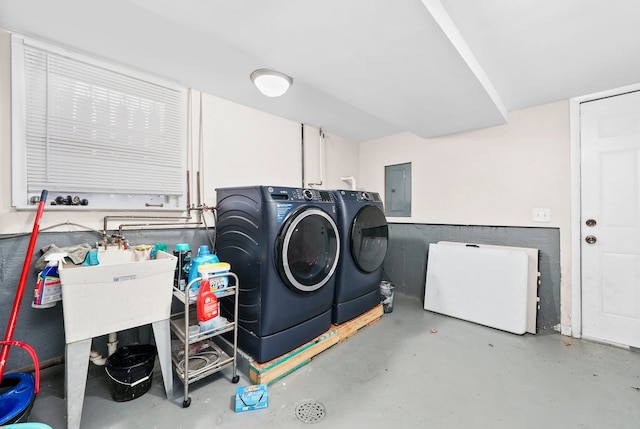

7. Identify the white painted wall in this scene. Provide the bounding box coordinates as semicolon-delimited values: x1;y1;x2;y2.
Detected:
197;92;302;203
358;100;572;328
0;31;11;220
195;91;360;204
303;128;360;192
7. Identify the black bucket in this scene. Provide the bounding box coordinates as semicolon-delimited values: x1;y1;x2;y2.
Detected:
104;344;157;402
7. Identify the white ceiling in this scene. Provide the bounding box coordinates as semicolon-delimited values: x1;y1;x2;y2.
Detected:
1;0;640;142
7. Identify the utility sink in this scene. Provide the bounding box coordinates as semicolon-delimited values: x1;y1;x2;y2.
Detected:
58;249;177;343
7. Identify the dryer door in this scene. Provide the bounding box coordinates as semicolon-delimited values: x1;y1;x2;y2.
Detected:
351;205;388;273
276;207;340;293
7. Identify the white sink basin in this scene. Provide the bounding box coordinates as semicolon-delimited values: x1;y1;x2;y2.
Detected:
58;249;177;343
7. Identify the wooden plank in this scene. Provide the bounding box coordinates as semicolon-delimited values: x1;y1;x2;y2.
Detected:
248;330;340;385
336;304;384;342
249;304;383;385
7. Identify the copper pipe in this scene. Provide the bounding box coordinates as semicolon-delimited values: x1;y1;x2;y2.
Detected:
196;171;202;224
103;215;192;234
301;123;305;187
118;221;202;238
6;354;65;375
186;170;192;215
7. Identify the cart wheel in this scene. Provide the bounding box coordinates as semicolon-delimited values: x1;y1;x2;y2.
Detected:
183;397;191;408
232;375;240;384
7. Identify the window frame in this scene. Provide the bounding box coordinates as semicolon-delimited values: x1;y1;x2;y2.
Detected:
11;34;188;211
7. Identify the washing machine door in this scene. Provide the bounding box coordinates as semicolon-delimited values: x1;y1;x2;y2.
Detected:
351;205;388;273
276;207;340;293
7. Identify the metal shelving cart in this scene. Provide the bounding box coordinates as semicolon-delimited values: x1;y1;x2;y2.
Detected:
170;271;239;407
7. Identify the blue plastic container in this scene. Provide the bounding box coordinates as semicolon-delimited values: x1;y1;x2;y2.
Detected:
187;245;219;298
0;373;36;425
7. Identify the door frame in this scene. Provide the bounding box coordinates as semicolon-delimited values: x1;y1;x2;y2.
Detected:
569;82;640;339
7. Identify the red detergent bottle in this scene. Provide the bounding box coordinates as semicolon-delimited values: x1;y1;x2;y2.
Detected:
196;278;218;330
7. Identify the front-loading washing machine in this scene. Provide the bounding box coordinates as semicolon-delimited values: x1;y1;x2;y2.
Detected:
331;189;388;324
215;185;340;363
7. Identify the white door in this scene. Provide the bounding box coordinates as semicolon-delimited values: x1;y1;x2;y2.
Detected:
581;90;640;348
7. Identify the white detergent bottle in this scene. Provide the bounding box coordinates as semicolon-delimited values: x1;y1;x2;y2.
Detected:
32;252;66;308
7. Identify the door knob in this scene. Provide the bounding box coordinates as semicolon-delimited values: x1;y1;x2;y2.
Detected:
585;219;597;227
585;235;597;244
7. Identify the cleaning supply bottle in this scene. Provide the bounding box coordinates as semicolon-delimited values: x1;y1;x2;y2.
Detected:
196;275;219;332
32;252;66;308
151;243;167;259
173;243;192;291
188;245;219;299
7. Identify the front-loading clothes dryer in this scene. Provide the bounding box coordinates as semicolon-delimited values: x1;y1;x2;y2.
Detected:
215;185;340;363
331;189;388;324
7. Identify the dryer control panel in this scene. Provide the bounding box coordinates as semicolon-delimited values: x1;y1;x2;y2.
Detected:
267;187;335;203
336;190;382;203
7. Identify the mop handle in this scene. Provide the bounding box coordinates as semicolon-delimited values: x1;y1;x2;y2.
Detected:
0;190;47;382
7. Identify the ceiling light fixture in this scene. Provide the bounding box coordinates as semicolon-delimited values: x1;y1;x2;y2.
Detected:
250;69;293;97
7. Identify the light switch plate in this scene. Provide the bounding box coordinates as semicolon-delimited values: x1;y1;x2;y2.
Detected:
532;208;551;222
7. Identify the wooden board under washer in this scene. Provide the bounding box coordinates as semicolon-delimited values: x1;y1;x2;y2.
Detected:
249;304;384;385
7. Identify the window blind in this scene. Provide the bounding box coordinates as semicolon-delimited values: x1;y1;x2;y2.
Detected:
12;35;187;209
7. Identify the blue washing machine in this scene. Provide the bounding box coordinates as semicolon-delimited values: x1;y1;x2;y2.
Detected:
215;185;340;363
331;190;388;324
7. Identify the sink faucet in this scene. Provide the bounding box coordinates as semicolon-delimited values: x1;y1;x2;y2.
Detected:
97;234;128;250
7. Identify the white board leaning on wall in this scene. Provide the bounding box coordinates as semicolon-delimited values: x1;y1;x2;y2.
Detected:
424;242;539;335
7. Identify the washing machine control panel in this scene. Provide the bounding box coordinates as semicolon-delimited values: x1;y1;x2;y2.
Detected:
267;187;335;203
296;188;334;202
302;189;314;200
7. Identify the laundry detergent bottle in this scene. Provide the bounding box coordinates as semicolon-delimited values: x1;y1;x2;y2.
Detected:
197;277;219;332
32;252;66;308
173;243;192;291
188;245;219;299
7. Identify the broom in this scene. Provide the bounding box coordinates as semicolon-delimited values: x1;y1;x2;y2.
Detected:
0;190;47;382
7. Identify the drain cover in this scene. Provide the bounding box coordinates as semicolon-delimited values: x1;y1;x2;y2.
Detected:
295;400;326;423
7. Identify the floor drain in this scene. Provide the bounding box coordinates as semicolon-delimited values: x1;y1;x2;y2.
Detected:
295;399;326;423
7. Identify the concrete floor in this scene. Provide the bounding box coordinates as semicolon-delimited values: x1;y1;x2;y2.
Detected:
27;293;640;428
